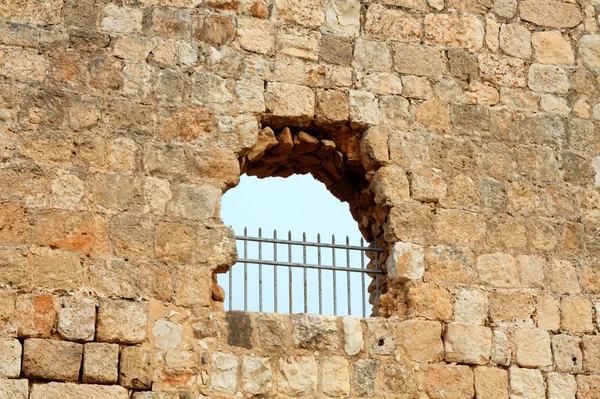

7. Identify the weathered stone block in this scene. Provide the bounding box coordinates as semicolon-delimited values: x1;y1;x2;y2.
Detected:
490;291;535;324
96;300;148;344
320;35;353;66
509;367;545;399
552;334;582;373
392;43;446;77
475;253;519;288
548;372;576;399
343;316;363;356
423;364;474;399
265;82;315;126
491;329;511;366
273;0;325;28
409;169;447;203
237;18;274;54
583;335;600;372
278;356;317;397
28;248;83;291
292;314;339;350
22;339;83;382
407;282;453;321
57;296;96;342
366;319;396;355
424;246;476;284
321;357;350;396
82;343;119;384
354;359;378;397
579;35;600;68
520;0;582;28
577;375;600;399
385;241;424;282
528;64;569;94
454;289;488;325
537;294;560;330
364;4;421;42
242;355;272;395
315;89;349;126
500;23;531;59
101;4;143;34
348;90;381;127
0;48;48;83
514;327;552;368
474;367;508;399
532;31;574;65
251;313;286;350
353;39;392;72
30;382;129;399
444;323;492;365
560;297;594;333
478;54;527;87
397;320;444;362
120;346;152;390
424;14;484;51
0;379;28;399
0;339;21;378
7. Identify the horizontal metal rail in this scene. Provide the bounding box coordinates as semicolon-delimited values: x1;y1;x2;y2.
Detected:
236;235;385;252
236;258;385;274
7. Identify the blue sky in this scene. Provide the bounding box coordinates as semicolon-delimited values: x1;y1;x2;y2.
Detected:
219;174;376;317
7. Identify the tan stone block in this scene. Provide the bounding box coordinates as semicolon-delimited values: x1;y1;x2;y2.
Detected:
0;379;28;399
474;367;509;399
28;248;83;291
537;294;560;330
490;291;535;324
0;249;28;288
500;87;539;111
364;4;422;42
0;48;48;83
273;0;324;28
366;319;396;355
315;89;349;127
450;0;491;14
14;294;57;339
561;297;594;333
211;352;238;393
353;39;392;72
552;334;582;372
514;327;552;368
475;253;519;288
342;316;363;356
82;343;119;384
500;23;531;59
478;54;527;88
120;346;152;390
348;90;381;127
583;335;600;372
30;382;130;399
154;222;196;263
577;375;600;399
532;31;574;65
509;367;545;399
520;0;582;28
292;314;340;351
401;76;433;99
392;43;446;77
424;246;476;284
579;35;600;68
409;168;448;202
96;299;148;344
454;289;488;325
445;323;492;365
278;356;317;396
407;282;453;321
0;202;30;245
518;255;544;287
528;64;569;94
321;357;350;396
386;241;424;282
237;18;274;54
397;320;444;362
548;372;576;399
23;339;83;382
423;364;474;399
434;209;486;248
242;355;272;395
0;339;21;378
424;14;484;51
548;259;580;294
174;265;212;308
265;82;315;126
415;98;451;134
57;296;96;342
492;329;511;366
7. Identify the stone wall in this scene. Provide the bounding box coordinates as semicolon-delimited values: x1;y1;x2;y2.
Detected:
1;0;600;397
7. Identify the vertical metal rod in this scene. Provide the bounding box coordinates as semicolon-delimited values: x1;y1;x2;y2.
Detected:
288;231;293;314
332;234;337;316
346;236;351;316
303;232;308;313
258;228;263;312
244;227;248;311
318;234;322;314
374;236;380;314
273;229;278;313
361;237;366;318
229;229;236;311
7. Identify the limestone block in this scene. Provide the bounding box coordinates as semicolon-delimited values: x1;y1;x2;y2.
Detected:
324;0;360;37
114;37;156;62
120;346;152;390
537;294;560;330
474;367;509;399
478;54;527;87
366;319;396;355
424;14;485;51
371;166;410;205
475;253;519;288
30;382;129;399
490;292;535;324
500;23;531;59
408;169;447;203
0;203;30;246
364;4;422;42
348;90;381;127
354;359;378;397
28;247;83;291
509;367;545;399
386;242;424;282
320;35;353;66
407;282;453;321
343;316;363;356
518;255;545;287
547;372;576;399
0;48;48;83
0;339;21;378
494;0;517;18
552;335;582;372
579;35;600;68
252;313;286;350
583;336;600;372
265;82;315;125
392;43;446;77
14;294;57;339
540;95;570;115
423;245;476;284
57;296;96;342
520;0;582;28
22;339;83;382
276;26;320;62
532;32;574;65
0;249;27;290
528;64;569;94
96;299;148;344
434;209;486;248
171;183;220;222
321;357;350;397
353;39;392;72
101;4;143;34
444;323;492;365
514;327;552;368
193;319;222;341
397;320;444;362
500;87;539;111
292;314;339;350
401;76;433;99
416;98;451;132
133;393;171;399
577;375;600;399
561;297;594;333
82;343;119;384
278;356;317;397
454;289;488;324
423;364;474;399
273;0;325;28
242;355;272;395
0;379;28;399
189;73;233;108
108;138;137;171
492;329;511;366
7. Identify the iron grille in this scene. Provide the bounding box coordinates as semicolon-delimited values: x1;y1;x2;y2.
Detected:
219;228;385;318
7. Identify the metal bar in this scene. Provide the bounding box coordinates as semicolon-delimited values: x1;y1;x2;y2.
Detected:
274;229;278;313
361;238;366;318
288;231;292;314
244;227;248;311
346;236;351;316
332;235;337;316
258;228;263;312
374;236;380;315
236;236;385;252
235;259;384;274
229;228;234;311
303;232;307;313
318;234;322;314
